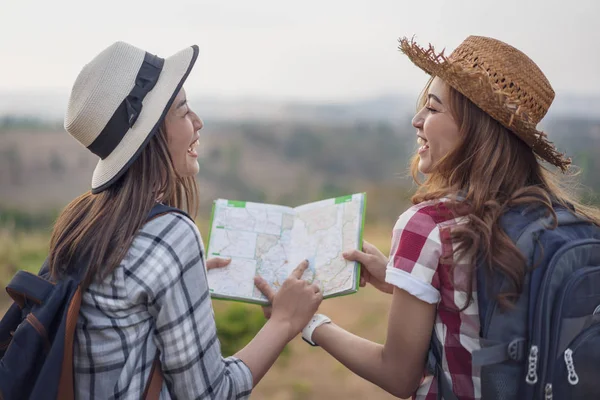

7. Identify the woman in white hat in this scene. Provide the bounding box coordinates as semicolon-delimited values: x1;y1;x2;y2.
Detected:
51;41;322;399
273;36;600;399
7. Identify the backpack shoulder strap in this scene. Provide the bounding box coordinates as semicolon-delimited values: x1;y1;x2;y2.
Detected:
147;203;192;223
476;211;542;330
428;333;459;400
57;284;84;400
477;207;586;328
515;209;586;262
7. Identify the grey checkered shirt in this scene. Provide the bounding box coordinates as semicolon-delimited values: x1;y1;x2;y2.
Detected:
74;212;253;399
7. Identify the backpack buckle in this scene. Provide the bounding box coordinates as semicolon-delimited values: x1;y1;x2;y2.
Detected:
508;338;526;361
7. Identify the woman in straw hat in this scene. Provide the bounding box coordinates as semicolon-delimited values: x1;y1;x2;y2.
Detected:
289;36;600;399
52;41;322;399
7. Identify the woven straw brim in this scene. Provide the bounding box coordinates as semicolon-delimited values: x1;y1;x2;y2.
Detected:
398;37;570;172
91;46;198;192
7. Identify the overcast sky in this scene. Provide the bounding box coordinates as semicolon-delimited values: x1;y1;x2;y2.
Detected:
1;0;599;102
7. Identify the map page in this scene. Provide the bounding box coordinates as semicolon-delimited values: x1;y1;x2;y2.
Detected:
206;193;366;304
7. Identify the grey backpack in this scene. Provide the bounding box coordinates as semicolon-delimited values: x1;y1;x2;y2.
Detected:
428;206;600;399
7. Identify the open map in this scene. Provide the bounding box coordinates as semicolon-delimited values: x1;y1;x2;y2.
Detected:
206;193;366;304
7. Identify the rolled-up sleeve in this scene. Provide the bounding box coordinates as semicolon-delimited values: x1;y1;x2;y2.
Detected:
385;206;442;304
142;214;253;399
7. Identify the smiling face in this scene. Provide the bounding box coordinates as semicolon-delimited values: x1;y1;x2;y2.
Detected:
163;88;203;177
412;77;462;174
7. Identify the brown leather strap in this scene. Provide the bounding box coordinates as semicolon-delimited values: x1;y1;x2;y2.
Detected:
143;353;164;400
57;285;163;400
57;286;82;400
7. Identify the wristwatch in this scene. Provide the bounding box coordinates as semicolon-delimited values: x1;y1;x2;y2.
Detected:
301;314;331;346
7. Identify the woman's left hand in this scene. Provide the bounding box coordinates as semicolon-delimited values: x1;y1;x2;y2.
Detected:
206;257;232;270
344;241;394;294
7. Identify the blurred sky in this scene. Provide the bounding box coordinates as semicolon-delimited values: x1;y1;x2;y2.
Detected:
1;0;599;102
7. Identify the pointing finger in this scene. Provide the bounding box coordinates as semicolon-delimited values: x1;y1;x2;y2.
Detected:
291;259;310;279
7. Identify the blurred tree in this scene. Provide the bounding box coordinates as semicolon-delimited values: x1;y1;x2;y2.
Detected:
213;302;291;360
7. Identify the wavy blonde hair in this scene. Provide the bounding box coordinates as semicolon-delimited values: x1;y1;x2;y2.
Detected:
411;77;600;309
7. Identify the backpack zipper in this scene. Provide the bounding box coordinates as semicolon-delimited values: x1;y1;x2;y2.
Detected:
526;345;539;384
561;324;600;387
543;267;597;391
564;349;579;385
544;383;553;400
531;240;600;398
527;241;580;395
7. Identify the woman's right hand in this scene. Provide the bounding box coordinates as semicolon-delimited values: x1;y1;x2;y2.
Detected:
254;260;322;341
343;240;394;294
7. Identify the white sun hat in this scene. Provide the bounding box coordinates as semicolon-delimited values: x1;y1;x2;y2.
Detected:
64;41;198;193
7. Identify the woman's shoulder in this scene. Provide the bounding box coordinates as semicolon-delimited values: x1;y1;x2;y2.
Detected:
398;199;456;226
142;211;200;238
127;212;204;266
120;212;205;301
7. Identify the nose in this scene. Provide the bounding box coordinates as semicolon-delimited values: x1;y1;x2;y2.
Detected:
193;113;203;131
412;107;425;129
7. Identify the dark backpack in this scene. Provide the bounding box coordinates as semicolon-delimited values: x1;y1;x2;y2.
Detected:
0;204;189;400
428;206;600;400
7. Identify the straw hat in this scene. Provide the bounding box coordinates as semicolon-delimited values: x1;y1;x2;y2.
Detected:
399;36;570;171
64;41;199;193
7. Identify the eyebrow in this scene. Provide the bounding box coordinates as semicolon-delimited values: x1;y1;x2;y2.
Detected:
427;94;443;104
176;99;188;109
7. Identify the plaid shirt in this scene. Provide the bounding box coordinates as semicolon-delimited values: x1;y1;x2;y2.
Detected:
385;200;480;400
74;212;253;400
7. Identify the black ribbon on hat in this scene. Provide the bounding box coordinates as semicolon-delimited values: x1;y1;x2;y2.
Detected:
88;52;165;159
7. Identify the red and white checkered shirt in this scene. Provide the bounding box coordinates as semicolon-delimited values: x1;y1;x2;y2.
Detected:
385;199;481;400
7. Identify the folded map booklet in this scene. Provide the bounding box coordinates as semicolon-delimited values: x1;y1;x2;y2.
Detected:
206;193;366;305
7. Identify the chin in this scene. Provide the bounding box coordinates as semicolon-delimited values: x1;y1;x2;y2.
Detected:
176;165;199;178
418;161;432;175
186;161;200;177
185;168;200;177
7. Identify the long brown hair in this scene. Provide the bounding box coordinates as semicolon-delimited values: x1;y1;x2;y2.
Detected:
49;125;199;287
411;77;600;309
